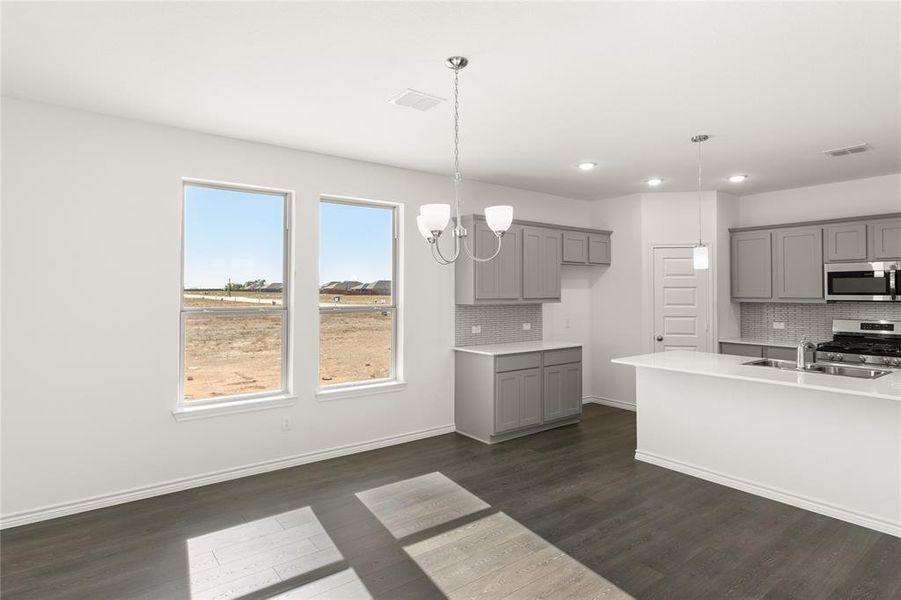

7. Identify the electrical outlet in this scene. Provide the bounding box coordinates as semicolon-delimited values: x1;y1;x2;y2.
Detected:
471;325;481;334
522;322;531;331
282;416;293;431
773;322;786;330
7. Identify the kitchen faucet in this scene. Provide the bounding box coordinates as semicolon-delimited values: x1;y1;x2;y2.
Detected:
796;337;817;370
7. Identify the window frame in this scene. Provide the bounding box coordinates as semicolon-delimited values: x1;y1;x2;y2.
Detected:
177;178;293;410
317;195;401;393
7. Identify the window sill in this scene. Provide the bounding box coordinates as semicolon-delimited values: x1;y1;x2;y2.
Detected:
316;380;407;402
172;394;297;422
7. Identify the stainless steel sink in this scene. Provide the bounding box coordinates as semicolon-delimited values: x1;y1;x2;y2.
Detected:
743;358;892;379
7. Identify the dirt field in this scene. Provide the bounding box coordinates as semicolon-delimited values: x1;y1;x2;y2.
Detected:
183;294;392;399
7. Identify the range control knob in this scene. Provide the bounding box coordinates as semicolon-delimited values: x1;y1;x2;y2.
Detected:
826;353;836;361
835;353;844;361
858;355;868;363
891;358;901;367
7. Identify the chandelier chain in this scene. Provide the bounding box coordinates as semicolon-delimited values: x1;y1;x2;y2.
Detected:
453;66;461;180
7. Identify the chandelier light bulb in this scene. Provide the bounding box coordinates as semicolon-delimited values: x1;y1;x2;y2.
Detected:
485;205;514;234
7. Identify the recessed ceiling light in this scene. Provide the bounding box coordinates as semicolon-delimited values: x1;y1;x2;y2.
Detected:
646;177;663;186
729;174;748;183
577;162;597;171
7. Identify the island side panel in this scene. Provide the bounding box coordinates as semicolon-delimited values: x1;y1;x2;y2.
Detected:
454;352;495;442
633;366;901;536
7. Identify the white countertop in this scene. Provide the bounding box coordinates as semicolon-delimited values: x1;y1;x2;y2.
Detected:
719;337;827;349
453;340;582;356
613;351;901;402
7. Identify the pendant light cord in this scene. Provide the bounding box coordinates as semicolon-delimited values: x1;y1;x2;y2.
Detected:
697;138;703;245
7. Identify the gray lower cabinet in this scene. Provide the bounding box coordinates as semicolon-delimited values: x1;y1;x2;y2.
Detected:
825;223;867;262
495;368;541;433
869;218;901;260
455;347;582;443
543;363;582;421
773;226;823;301
523;227;562;300
731;231;773;300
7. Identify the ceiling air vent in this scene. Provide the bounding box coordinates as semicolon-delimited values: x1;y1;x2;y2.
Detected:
823;143;872;158
388;89;444;111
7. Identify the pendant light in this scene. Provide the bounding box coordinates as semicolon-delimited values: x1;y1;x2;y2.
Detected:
691;134;709;270
416;56;513;265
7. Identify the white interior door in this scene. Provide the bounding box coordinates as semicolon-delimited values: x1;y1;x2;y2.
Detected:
653;246;709;352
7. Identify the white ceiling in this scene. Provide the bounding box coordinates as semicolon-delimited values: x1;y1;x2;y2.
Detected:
3;1;899;200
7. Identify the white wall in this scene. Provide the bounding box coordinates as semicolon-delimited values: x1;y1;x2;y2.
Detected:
0;98;592;521
738;173;900;227
588;195;643;407
588;191;740;407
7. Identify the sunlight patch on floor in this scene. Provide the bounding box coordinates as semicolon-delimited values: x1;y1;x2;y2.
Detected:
358;472;634;599
186;506;371;599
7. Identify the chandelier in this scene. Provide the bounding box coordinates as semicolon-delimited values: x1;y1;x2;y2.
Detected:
691;134;710;271
416;56;513;264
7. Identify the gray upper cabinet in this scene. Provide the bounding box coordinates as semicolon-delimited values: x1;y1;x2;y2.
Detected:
523;227;561;300
773;226;824;301
825;223;867;262
588;233;611;264
562;232;588;263
731;231;773;300
455;215;612;304
869;218;901;260
474;222;522;301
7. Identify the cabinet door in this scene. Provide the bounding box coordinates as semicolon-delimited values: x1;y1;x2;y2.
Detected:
561;364;582;418
562;232;588;264
523;228;561;299
541;230;562;298
519;369;542;427
764;346;796;361
588;233;611;264
495;372;521;433
774;226;823;300
869;218;901;260
473;223;521;300
543;366;564;421
731;231;773;300
825;223;867;262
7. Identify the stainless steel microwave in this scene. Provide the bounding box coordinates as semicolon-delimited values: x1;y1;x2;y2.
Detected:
825;262;899;301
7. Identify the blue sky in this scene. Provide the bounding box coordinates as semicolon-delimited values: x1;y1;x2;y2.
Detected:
184;186;392;289
319;201;392;284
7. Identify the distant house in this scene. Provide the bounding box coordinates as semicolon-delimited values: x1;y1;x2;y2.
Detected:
320;281;361;294
263;282;283;293
353;280;391;295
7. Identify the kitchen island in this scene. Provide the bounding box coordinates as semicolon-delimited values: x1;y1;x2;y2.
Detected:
613;351;901;537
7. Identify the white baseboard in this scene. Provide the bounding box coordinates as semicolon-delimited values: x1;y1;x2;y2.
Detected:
635;449;900;538
1;423;456;530
583;395;636;412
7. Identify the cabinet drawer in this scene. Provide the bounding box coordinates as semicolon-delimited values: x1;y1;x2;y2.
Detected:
543;347;582;366
495;352;541;373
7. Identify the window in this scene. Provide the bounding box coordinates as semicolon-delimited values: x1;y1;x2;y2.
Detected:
180;181;290;407
319;198;398;389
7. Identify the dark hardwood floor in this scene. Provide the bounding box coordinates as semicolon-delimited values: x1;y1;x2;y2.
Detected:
2;404;899;599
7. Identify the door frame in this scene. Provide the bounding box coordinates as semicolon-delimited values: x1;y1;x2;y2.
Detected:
645;242;714;354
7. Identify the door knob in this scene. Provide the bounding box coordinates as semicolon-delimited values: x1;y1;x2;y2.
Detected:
656;335;663;341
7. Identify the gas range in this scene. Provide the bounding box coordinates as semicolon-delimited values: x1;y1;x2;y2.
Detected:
816;319;901;368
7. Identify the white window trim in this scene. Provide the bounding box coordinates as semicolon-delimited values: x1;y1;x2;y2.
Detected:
175;178;294;419
317;195;403;396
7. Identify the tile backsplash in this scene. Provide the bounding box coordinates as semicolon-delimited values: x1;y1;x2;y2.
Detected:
455;304;543;346
740;302;901;343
